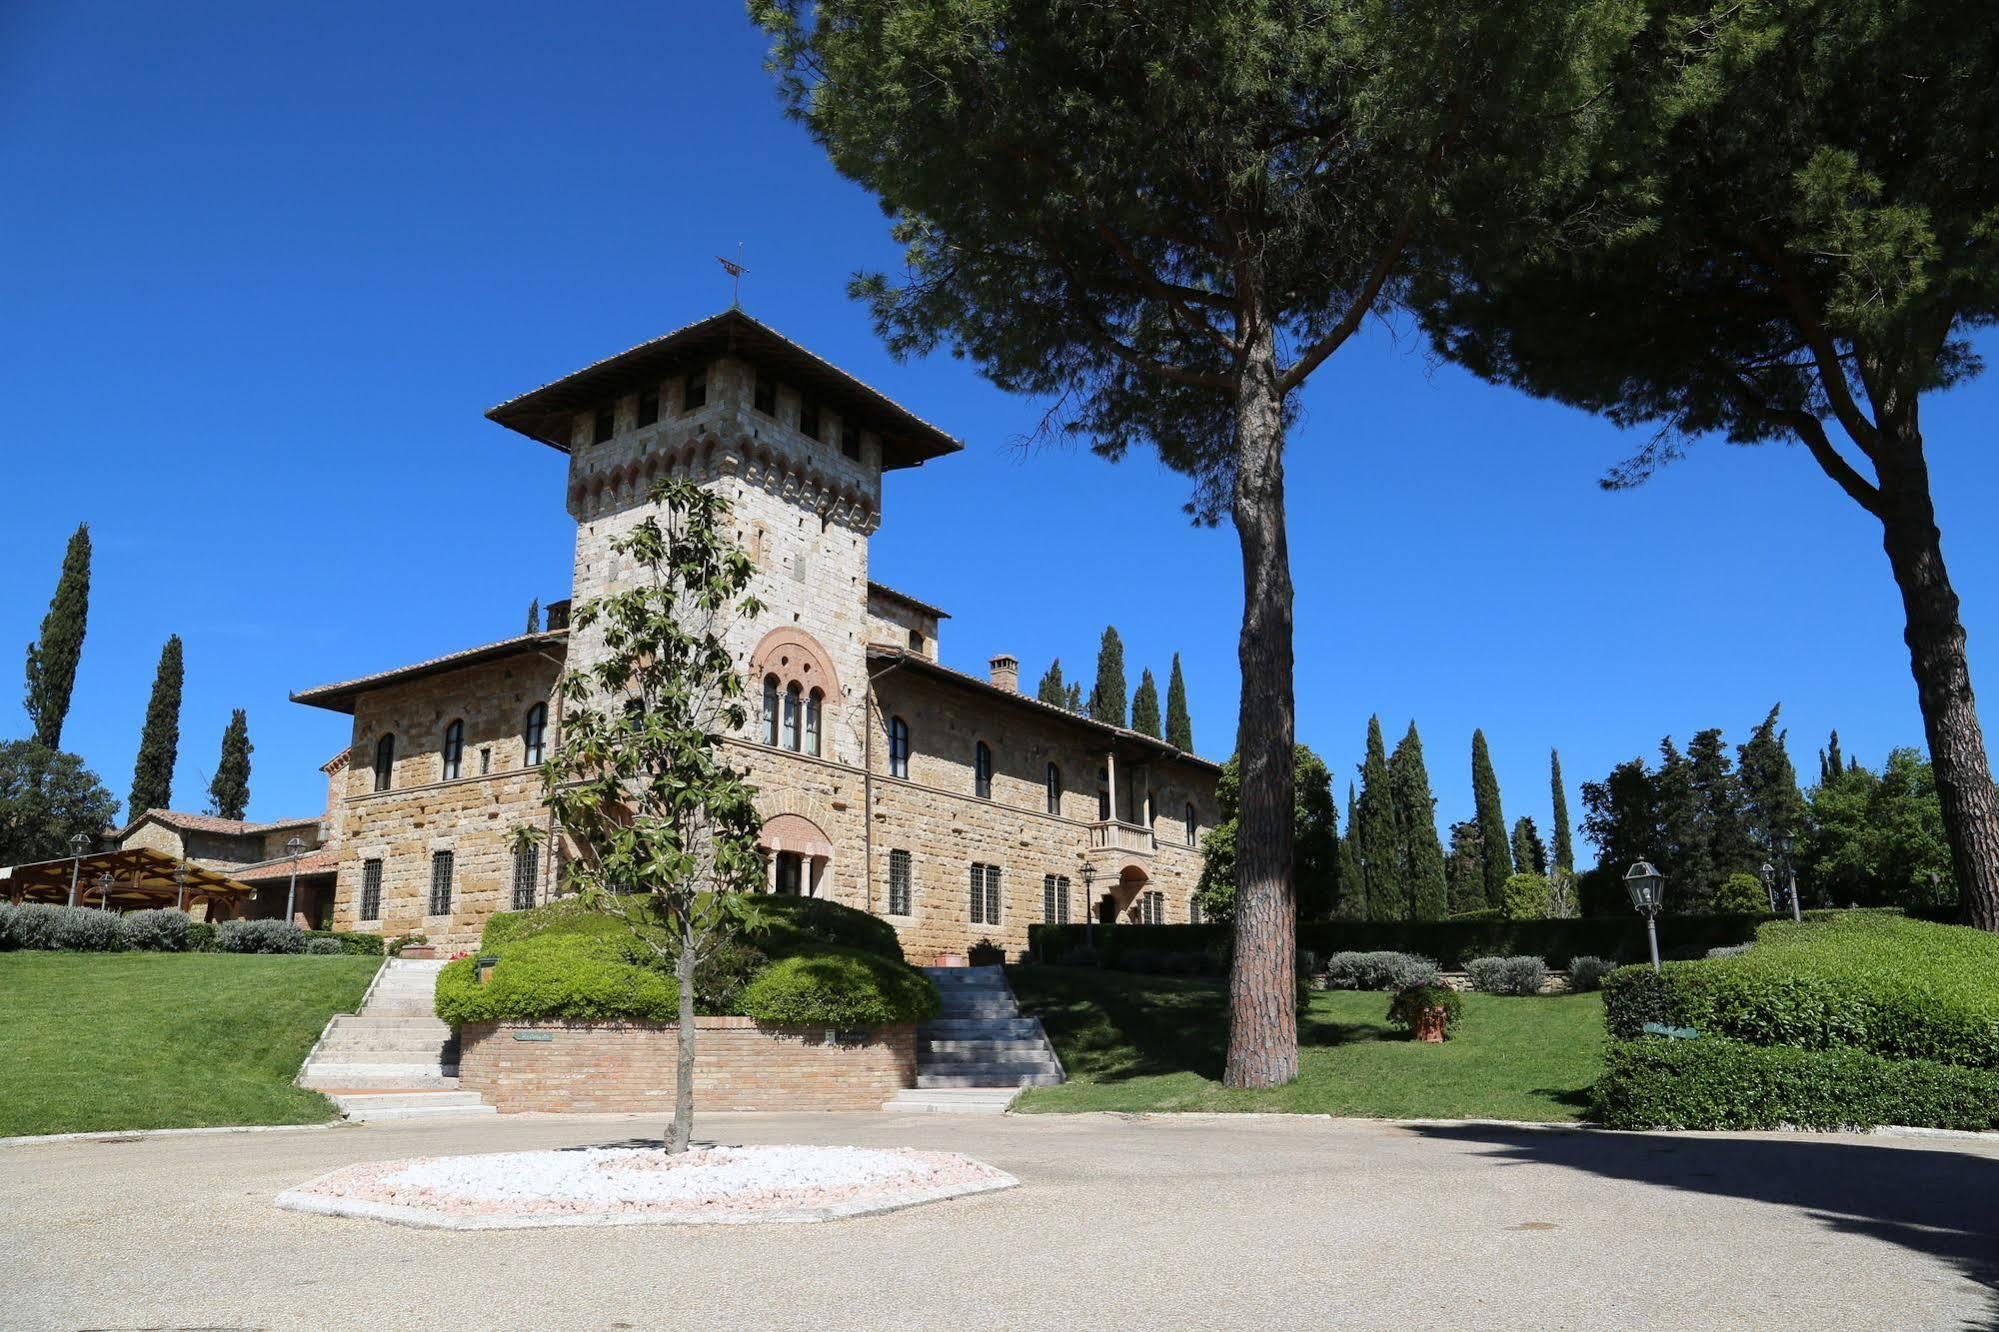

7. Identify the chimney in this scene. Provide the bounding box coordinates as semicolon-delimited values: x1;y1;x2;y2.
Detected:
988;653;1020;693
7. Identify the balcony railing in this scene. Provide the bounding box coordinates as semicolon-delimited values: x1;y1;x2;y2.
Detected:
1088;820;1157;855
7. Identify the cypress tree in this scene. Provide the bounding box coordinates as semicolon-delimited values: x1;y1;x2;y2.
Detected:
1550;748;1574;873
23;523;91;750
1739;705;1805;864
1131;668;1162;738
527;598;541;633
1510;815;1547;876
1338;783;1362;918
1445;819;1486;914
1065;681;1082;713
1165;653;1194;751
1036;658;1068;707
1389;722;1451;920
1471;729;1512;909
128;635;184;818
207;709;252;821
1355;716;1401;921
1820;730;1845;785
1090;626;1127;727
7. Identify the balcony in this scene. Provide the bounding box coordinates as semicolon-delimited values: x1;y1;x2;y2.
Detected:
1088;820;1156;857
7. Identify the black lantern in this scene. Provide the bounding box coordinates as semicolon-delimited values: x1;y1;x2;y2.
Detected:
1623;861;1666;971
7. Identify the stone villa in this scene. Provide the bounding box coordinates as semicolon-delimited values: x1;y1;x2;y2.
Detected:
289;310;1219;959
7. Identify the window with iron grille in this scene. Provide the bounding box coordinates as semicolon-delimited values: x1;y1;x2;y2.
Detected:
887;849;912;916
969;862;1001;926
511;844;539;912
1042;874;1070;924
428;850;454;916
359;858;383;922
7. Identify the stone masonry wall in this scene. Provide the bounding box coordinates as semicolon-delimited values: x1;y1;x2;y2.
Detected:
456;1018;916;1113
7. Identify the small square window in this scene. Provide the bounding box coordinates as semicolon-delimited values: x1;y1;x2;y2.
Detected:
682;368;707;412
592;408;615;445
841;426;861;461
753;373;776;416
799;403;821;440
636;387;660;428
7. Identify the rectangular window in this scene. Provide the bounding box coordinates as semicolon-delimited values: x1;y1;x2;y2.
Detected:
1141;890;1165;925
841;425;861;461
754;372;776;416
512;844;539;912
359;858;383;922
428;850;454;915
970;862;1001;926
799;402;821;440
682;368;707;411
637;386;660;428
1189;895;1203;925
592;408;615;445
888;849;912;916
1042;874;1070;924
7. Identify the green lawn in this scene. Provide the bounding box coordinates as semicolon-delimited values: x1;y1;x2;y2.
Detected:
0;951;379;1137
1009;966;1605;1120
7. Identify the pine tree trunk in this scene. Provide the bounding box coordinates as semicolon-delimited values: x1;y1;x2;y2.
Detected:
1874;426;1999;930
670;917;697;1153
1224;318;1298;1089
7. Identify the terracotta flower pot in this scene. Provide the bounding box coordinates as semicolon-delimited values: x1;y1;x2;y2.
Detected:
400;945;437;960
934;951;967;968
1413;1006;1448;1043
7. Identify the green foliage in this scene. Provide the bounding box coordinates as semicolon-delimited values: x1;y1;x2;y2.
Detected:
0;740;119;867
1165;654;1193;752
206;708;252;821
127;634;183;818
1566;955;1615;992
118;909;192;952
1195;745;1339;923
1389;723;1450;921
302;937;344;955
1466;955;1547;996
1712;872;1768;915
1089;627;1126;728
483;892;903;963
1803;747;1953;910
1549;749;1574;874
1354;717;1399;922
1130;668;1161;739
24;523;90;751
737;949;942;1027
216;919;305;954
1471;730;1511;910
1736;706;1804;867
1509;817;1546;878
1386;983;1463;1038
1443;820;1487;917
1600;914;1999;1069
186;920;215;952
1501;872;1550;921
4;903;123;951
1592;1037;1999;1133
1035;658;1067;707
526;598;541;634
301;930;384;956
1322;951;1440;991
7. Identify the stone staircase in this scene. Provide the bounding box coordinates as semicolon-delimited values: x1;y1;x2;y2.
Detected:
883;965;1063;1114
298;958;494;1122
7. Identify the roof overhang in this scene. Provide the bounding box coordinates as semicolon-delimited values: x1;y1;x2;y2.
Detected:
1;847;257;908
292;630;567;715
867;581;952;621
486;308;962;471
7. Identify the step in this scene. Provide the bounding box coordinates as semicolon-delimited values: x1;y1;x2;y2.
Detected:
919;1018;1044;1038
300;1069;463;1090
919;1038;1055;1054
935;1002;1020;1018
882;1088;1020;1115
315;1032;459;1054
918;1049;1061;1070
305;1046;458;1065
332;1090;487;1112
917;1069;1064;1088
335;1099;498;1123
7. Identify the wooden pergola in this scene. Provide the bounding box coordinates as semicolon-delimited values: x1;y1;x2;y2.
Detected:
0;847;257;913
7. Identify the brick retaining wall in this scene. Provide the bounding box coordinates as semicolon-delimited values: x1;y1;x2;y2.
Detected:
456;1018;917;1113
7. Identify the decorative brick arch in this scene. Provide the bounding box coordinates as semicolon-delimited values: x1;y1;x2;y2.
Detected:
750;627;841;698
758;813;834;860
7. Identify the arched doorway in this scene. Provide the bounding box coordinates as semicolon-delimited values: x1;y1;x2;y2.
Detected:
758;813;833;897
1096;864;1148;924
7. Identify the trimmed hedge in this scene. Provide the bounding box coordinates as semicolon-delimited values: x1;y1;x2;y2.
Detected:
1466;955;1547;995
1592;1036;1999;1131
303;930;384;956
216;919;306;954
1567;955;1615;992
1601;914;1999;1069
118;909;193;952
737;949;941;1027
1028;915;1769;970
1323;951;1440;991
479;892;905;962
4;903;124;951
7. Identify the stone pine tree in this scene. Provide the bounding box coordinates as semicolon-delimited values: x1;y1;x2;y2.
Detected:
1471;729;1512;910
1388;722;1450;921
1511;816;1547;877
1550;748;1575;874
526;599;541;634
1165;654;1193;752
1415;0;1999;929
754;0;1630;1084
206;709;252;821
1089;627;1128;729
1036;659;1067;707
1354;716;1401;923
23;522;91;750
1131;669;1162;739
127;635;183;818
536;479;769;1155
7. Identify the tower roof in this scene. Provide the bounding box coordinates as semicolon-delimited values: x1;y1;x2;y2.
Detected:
486;308;962;470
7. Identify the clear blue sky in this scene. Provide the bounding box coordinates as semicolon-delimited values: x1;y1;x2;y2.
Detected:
5;3;1995;865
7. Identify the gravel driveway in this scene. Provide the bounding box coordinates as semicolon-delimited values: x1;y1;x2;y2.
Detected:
4;1111;1993;1329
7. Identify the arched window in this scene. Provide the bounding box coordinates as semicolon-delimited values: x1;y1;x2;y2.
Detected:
441;720;465;781
804;688;823;757
523;704;547;766
888;716;910;779
974;742;993;799
1045;763;1062;816
373;734;395;792
1097;767;1110;821
1185;801;1198;846
782;683;802;751
761;675;780;746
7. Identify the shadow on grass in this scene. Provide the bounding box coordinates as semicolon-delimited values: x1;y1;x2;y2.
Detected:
1411;1122;1999;1329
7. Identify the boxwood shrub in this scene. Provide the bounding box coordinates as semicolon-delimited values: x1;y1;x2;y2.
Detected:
737;948;942;1027
1592;1036;1999;1132
303;930;384;956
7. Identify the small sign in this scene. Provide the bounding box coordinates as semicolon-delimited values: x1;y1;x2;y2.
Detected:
1642;1022;1700;1040
512;1031;554;1042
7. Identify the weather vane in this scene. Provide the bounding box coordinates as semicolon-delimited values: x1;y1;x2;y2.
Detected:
716;243;748;307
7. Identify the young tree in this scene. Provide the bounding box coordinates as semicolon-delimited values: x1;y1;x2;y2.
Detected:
1444;819;1486;916
1195;745;1340;924
538;480;769;1153
127;635;183;819
1130;668;1162;739
1354;716;1400;922
1036;658;1068;708
1510;815;1547;878
206;708;252;821
1738;704;1806;870
0;741;118;867
1549;748;1574;874
1471;729;1512;909
526;598;542;634
1090;627;1128;729
1064;681;1082;714
1165;654;1194;752
755;0;1630;1085
1804;747;1953;912
1581;756;1660;912
1416;0;1999;928
1388;722;1450;920
24;523;91;751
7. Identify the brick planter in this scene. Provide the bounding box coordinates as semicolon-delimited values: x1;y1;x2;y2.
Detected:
455;1018;917;1114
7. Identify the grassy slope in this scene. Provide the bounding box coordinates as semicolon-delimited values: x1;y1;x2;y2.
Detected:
1010;967;1605;1120
0;952;378;1137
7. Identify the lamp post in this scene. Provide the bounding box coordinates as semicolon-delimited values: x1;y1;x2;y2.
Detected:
1624;861;1666;972
283;834;305;927
173;862;188;912
66;831;89;907
1759;861;1777;915
94;870;115;913
1775;831;1802;923
1081;863;1096;952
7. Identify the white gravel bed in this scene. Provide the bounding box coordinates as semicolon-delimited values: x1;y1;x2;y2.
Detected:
276;1144;1018;1229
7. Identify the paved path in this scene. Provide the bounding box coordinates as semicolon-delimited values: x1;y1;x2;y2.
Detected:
4;1112;1993;1329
